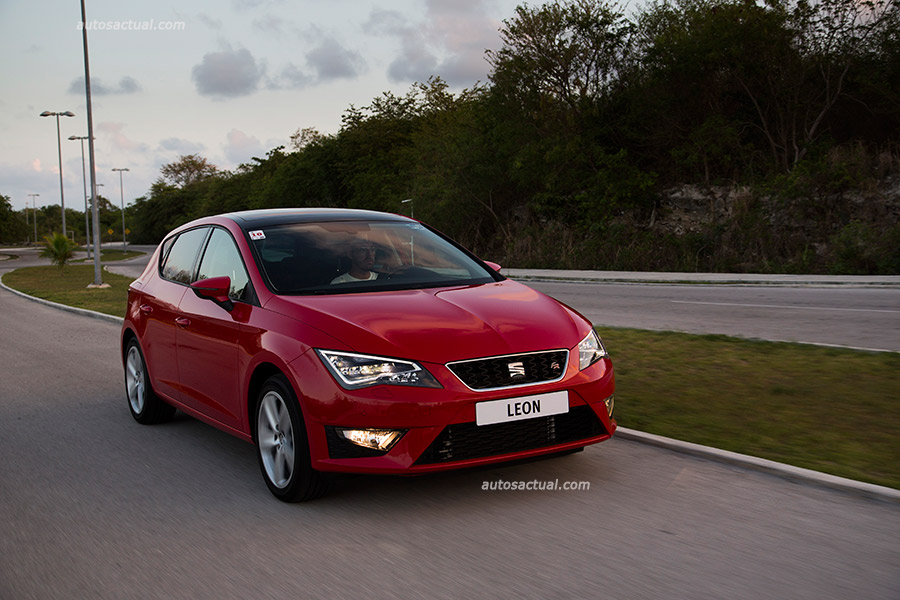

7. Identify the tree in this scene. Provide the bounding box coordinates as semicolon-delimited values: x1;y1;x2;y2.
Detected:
487;0;633;122
0;194;27;244
289;127;324;152
486;1;654;226
158;154;219;188
40;232;78;267
774;0;899;168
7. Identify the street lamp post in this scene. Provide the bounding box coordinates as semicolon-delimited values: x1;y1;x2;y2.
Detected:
69;135;93;259
27;193;39;243
79;0;106;287
402;198;414;219
94;183;104;246
112;167;129;253
39;110;75;237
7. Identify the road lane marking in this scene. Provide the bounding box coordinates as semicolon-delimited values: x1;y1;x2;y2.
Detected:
670;300;900;314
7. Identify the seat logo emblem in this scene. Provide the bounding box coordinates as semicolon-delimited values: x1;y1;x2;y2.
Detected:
508;361;526;378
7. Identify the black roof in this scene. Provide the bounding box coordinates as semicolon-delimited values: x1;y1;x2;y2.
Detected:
223;208;411;230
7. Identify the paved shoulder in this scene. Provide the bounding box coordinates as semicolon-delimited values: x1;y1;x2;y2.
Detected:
505;268;900;287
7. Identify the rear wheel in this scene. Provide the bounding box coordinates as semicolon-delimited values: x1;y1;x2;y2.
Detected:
124;338;175;424
255;374;328;502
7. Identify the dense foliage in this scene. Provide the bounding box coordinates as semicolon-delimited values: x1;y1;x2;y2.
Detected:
0;194;28;244
14;0;900;273
8;195;132;247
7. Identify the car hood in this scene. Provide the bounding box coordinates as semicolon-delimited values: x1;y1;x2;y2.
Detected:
265;280;588;364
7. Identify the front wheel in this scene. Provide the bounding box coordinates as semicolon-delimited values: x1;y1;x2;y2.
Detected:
255;375;328;502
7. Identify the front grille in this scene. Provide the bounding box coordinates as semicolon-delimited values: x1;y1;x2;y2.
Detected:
447;350;568;391
414;405;605;465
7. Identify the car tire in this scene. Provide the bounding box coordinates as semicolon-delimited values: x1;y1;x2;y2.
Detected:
124;338;176;424
255;374;328;502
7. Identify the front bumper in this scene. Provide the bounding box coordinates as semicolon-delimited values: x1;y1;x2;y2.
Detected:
289;351;616;475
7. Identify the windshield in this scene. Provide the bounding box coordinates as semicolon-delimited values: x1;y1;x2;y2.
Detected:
249;220;501;294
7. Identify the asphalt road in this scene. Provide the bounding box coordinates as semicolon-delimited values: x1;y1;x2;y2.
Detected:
1;255;899;599
526;280;900;353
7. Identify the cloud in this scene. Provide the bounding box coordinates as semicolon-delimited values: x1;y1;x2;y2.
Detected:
197;13;223;30
365;0;502;86
364;10;437;83
306;36;365;82
232;0;268;10
96;122;150;153
32;159;42;172
68;76;141;96
192;46;265;98
158;138;206;154
223;129;265;165
268;34;364;90
253;14;285;35
274;63;313;89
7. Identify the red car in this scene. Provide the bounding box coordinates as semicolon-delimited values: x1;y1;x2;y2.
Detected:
122;209;615;501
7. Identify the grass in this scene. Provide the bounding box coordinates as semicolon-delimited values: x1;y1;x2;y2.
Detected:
3;265;899;489
73;249;144;262
603;328;900;489
2;265;135;318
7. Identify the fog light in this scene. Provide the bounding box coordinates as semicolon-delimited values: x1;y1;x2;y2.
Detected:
603;395;615;418
336;428;404;451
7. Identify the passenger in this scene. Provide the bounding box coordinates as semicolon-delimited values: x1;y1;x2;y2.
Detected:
331;242;379;284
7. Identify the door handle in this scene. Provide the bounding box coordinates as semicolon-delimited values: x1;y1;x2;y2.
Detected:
139;304;153;315
175;317;191;328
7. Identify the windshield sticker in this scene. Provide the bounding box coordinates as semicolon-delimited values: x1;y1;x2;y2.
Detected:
249;230;266;241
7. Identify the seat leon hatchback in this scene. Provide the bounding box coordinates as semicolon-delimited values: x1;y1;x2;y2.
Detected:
121;209;616;501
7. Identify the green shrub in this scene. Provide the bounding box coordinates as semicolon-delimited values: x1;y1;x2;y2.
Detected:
40;232;78;268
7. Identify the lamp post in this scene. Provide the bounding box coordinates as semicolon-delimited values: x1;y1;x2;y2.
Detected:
112;167;129;253
69;135;93;258
79;0;105;287
27;193;39;243
39;110;75;237
94;183;104;246
402;198;414;219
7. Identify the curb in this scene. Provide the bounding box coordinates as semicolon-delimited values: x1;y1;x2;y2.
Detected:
0;277;124;325
615;427;900;503
3;273;897;503
504;269;900;287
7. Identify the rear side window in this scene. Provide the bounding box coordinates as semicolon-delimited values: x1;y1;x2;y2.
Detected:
160;227;209;284
196;227;251;300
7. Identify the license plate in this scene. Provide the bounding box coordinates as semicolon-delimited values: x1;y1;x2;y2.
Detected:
475;391;569;426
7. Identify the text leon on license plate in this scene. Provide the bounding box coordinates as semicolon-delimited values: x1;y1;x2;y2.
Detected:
475;390;569;426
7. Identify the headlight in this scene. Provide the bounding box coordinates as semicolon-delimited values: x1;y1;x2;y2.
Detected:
316;350;442;390
578;329;608;370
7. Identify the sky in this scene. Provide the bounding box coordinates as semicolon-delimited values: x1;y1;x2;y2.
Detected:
0;0;522;215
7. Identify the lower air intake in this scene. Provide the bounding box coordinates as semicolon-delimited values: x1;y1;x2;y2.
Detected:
415;405;605;465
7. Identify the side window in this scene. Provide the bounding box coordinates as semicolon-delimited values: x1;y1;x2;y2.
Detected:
159;236;176;267
160;227;209;284
196;227;251;300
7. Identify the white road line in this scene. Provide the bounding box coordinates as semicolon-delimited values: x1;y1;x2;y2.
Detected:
671;300;900;314
791;341;897;353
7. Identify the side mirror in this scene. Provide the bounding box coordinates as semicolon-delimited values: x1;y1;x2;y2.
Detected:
191;276;234;312
484;261;502;273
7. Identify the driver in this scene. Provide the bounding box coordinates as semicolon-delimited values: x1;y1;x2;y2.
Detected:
331;241;379;284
